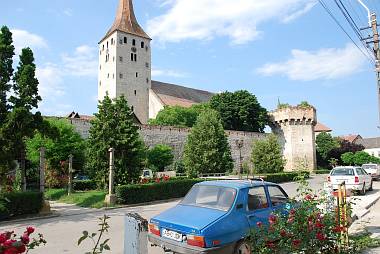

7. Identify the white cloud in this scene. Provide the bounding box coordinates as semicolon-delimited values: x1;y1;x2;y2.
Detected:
11;29;48;55
36;64;65;99
256;43;367;81
63;8;73;16
152;67;188;78
61;45;98;77
147;0;316;44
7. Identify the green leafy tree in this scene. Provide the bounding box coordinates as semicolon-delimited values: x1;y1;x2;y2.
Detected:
316;132;340;167
209;90;268;132
149;104;208;128
26;118;86;171
147;144;174;172
86;95;146;187
183;110;233;177
251;134;285;174
297;101;313;108
341;151;380;166
341;152;355;165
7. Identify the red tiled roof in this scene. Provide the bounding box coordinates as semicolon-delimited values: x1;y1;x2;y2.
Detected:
315;122;332;132
339;134;363;143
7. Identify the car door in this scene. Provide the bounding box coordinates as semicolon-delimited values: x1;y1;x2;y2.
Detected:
267;185;290;214
246;186;271;228
357;168;372;187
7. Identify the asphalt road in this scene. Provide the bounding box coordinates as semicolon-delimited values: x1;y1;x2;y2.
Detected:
0;175;328;254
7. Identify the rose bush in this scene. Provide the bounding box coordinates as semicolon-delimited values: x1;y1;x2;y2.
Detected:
0;227;46;254
249;180;352;253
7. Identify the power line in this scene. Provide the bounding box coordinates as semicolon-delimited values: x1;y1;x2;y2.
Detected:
318;0;375;64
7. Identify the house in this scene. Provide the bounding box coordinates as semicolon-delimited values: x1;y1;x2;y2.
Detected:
356;137;380;158
339;134;363;144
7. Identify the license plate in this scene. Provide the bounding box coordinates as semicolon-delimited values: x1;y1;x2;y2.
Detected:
162;229;182;242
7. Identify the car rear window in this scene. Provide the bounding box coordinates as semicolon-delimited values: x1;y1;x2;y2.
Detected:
181;185;236;212
363;165;377;170
331;168;354;176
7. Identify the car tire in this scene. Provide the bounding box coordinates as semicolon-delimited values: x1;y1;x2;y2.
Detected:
360;183;366;195
369;181;373;191
235;240;252;254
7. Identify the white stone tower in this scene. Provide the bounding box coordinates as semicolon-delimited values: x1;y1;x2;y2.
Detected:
98;0;151;124
269;106;317;172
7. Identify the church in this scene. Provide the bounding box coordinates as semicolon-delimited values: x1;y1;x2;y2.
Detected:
98;0;214;124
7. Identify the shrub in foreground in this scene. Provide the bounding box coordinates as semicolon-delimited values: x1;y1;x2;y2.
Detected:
1;192;43;219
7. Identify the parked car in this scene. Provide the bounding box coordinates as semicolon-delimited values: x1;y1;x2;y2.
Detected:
362;164;380;180
148;179;290;254
328;166;373;195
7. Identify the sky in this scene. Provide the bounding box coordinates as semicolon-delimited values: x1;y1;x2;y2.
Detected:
1;0;380;137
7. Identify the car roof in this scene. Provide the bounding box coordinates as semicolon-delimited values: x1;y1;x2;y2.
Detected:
196;179;276;190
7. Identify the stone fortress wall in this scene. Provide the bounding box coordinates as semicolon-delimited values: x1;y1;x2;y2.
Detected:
68;118;267;172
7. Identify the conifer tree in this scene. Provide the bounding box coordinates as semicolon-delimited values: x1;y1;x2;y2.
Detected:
86;95;146;187
183;110;233;177
251;134;285;173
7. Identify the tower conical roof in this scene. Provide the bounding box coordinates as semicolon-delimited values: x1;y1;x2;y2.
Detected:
101;0;151;42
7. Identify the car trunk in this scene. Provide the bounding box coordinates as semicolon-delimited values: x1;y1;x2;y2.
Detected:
330;175;357;185
152;204;227;234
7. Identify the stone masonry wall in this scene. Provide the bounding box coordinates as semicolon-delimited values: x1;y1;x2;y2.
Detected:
68;118;266;171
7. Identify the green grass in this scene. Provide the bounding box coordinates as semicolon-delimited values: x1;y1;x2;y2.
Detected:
45;189;106;208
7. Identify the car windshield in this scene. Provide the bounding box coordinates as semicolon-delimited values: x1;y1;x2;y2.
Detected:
181;185;237;212
331;168;354;176
363;165;377;170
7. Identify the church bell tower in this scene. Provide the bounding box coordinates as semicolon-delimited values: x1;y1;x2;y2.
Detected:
98;0;151;124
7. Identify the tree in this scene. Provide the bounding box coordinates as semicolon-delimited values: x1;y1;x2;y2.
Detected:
26;118;86;171
341;152;355;166
86;95;146;187
341;151;380;166
316;132;339;167
251;134;285;173
209;90;268;132
149;104;208;128
147;144;174;172
328;139;364;165
183;110;233;177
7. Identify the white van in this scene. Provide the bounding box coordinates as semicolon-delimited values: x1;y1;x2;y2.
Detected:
362;164;380;180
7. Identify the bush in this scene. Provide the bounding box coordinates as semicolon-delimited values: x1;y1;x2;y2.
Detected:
116;179;204;205
44;188;66;200
315;169;331;174
147;144;174;172
73;180;97;191
263;171;309;183
1;192;43;218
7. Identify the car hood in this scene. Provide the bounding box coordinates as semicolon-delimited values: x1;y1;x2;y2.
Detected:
152;204;227;233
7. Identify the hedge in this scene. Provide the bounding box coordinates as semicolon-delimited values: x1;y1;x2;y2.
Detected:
0;192;43;220
116;179;204;205
314;169;331;174
73;180;97;191
263;171;310;183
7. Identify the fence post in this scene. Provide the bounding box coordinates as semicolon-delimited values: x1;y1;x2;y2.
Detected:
105;148;116;206
124;213;148;254
67;154;73;195
39;147;46;193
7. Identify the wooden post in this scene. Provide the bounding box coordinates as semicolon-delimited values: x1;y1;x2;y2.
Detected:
124;213;148;254
20;150;27;191
67;154;73;195
39;147;46;193
105;148;116;206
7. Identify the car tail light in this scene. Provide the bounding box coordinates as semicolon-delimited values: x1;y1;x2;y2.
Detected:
355;176;359;183
212;240;221;246
187;235;205;248
149;223;160;236
327;176;331;182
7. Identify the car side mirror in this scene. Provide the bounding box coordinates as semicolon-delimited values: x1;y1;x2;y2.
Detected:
236;204;243;209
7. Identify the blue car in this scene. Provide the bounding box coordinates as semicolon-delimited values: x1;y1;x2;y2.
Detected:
148;179;290;254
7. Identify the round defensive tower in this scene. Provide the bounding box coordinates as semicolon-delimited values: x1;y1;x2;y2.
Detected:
269;106;317;172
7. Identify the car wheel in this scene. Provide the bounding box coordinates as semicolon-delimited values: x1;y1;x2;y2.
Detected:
235;240;251;254
360;183;366;195
369;181;373;191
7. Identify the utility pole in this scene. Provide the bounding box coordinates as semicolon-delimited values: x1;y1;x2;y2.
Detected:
370;13;380;124
67;154;73;195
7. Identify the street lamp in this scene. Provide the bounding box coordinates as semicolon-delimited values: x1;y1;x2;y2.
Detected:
235;139;244;180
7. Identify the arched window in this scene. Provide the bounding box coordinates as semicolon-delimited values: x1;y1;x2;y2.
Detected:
124;37;127;43
132;39;136;46
141;41;145;48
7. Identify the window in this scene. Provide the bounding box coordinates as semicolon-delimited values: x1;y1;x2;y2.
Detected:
134;54;137;62
145;62;149;68
102;45;104;50
119;56;123;62
141;41;145;48
107;41;109;48
132;39;136;46
131;53;134;61
134;90;137;95
99;81;101;87
119;73;123;79
248;187;268;211
111;38;114;45
113;56;115;62
268;186;288;207
136;72;138;77
112;73;115;79
124;37;127;44
356;168;367;175
146;78;149;83
99;65;101;70
107;73;109;78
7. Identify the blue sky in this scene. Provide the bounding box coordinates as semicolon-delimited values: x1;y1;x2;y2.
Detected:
1;0;380;137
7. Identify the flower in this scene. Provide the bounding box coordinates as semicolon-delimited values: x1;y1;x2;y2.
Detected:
265;241;276;249
292;239;301;248
26;227;35;235
315;221;324;229
21;233;30;244
316;231;326;241
0;233;7;243
305;194;313;201
280;229;287;237
268;214;277;225
256;221;263;228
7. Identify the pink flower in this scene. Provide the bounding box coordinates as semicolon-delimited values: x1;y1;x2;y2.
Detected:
256;221;263;228
26;227;34;235
305;194;313;201
268;214;277;225
21;233;30;244
0;233;7;243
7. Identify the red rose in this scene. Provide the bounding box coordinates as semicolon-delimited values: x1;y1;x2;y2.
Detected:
21;233;30;244
3;247;19;254
289;209;296;215
315;221;324;229
280;229;287;237
292;239;301;248
26;227;34;235
268;214;277;225
316;231;326;241
256;221;263;228
265;241;276;249
17;244;26;253
3;239;16;247
305;194;313;201
0;233;7;243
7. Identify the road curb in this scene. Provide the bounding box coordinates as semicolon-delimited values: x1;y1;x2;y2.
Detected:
0;213;60;227
351;193;380;222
